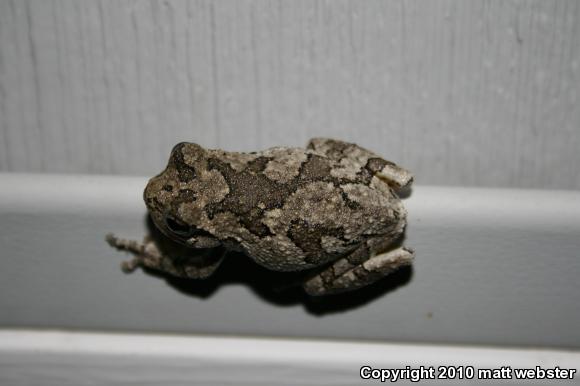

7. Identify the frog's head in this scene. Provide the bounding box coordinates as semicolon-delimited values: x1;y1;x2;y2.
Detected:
143;142;224;249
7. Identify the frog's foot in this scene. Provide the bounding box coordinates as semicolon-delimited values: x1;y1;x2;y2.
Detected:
302;246;414;296
105;233;225;279
106;233;169;274
306;137;413;189
372;163;413;190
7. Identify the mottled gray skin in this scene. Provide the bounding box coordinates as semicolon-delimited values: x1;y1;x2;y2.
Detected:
108;138;414;295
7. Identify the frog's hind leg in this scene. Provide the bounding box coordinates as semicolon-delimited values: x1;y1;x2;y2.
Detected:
369;160;414;190
306;138;413;189
302;242;414;296
106;233;225;279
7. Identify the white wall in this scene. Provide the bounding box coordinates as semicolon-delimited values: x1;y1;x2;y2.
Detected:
1;0;579;189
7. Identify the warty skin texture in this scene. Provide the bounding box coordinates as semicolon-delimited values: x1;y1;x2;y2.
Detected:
109;138;414;295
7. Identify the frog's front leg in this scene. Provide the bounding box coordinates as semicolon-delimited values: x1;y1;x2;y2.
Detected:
307;137;413;189
106;233;225;279
302;242;414;296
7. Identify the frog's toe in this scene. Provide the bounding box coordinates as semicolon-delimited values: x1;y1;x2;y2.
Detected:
374;164;414;190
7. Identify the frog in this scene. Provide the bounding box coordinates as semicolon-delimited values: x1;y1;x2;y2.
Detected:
106;138;414;295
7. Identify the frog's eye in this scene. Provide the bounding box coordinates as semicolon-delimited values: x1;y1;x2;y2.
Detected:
165;216;199;238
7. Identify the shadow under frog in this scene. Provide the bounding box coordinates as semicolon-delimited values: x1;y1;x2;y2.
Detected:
140;214;413;316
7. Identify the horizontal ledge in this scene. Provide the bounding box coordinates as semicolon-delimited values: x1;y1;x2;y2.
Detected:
3;330;578;385
0;173;579;349
1;172;579;225
1;329;579;366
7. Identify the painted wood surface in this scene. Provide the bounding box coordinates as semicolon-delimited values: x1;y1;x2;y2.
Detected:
1;330;579;385
0;0;579;189
2;173;580;348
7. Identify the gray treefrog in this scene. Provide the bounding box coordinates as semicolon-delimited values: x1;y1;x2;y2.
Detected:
107;138;414;295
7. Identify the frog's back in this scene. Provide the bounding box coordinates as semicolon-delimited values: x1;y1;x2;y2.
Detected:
201;144;404;271
235;179;403;271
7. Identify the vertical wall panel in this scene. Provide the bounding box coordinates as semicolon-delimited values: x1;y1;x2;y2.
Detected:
0;0;579;189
